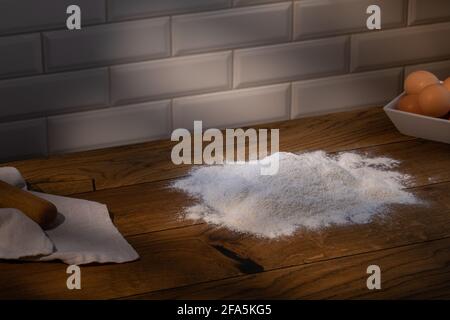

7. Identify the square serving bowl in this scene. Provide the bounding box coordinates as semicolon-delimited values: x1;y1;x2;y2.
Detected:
384;91;450;144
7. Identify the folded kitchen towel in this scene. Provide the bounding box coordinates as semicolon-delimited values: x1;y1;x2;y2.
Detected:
0;167;139;265
33;191;139;265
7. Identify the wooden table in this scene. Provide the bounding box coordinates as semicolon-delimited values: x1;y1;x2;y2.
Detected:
1;107;449;299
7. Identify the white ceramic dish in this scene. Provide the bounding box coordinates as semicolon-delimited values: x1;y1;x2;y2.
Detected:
383;90;450;144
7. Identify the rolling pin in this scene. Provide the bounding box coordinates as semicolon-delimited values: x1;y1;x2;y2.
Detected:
0;180;57;229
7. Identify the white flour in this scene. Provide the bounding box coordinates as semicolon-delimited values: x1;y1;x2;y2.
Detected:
171;151;420;239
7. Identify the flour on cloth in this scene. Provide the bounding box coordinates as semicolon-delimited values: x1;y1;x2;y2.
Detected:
171;151;421;239
0;167;139;264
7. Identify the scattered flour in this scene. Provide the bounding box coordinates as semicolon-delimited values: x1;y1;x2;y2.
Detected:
171;151;420;239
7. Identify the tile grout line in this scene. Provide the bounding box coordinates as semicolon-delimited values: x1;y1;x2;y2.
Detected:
291;0;295;42
169;98;174;133
39;32;47;74
169;15;174;57
40;31;51;156
288;82;293;119
104;0;109;22
107;66;112;107
406;0;411;26
230;49;235;89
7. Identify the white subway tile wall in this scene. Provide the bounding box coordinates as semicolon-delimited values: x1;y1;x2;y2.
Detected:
234;36;349;88
0;119;48;161
173;84;290;130
294;0;406;40
0;68;109;121
0;0;449;159
291;68;403;118
408;0;450;25
351;22;450;72
107;0;231;22
234;0;286;7
172;3;292;55
0;0;106;35
0;34;43;79
48;101;171;153
110;52;232;105
44;18;171;71
405;60;450;81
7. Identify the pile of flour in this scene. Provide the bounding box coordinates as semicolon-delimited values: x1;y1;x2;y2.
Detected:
171;151;420;239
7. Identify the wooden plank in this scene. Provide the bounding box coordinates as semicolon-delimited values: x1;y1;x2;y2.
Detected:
355;139;450;188
0;182;449;299
29;179;94;196
133;237;450;300
0;226;242;300
78;180;198;236
115;182;450;274
76;139;450;237
4;108;414;192
196;183;450;272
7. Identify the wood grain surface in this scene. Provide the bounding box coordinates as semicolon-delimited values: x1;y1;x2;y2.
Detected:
133;237;450;300
0;107;449;299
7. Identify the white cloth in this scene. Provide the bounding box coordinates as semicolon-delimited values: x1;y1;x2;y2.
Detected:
0;208;54;259
0;167;139;265
0;167;26;189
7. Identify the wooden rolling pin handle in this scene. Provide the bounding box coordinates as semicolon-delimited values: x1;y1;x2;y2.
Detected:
0;180;58;229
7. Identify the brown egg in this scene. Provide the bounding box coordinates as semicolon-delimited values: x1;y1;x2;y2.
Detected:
397;94;423;115
444;77;450;91
418;84;450;118
404;70;439;95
